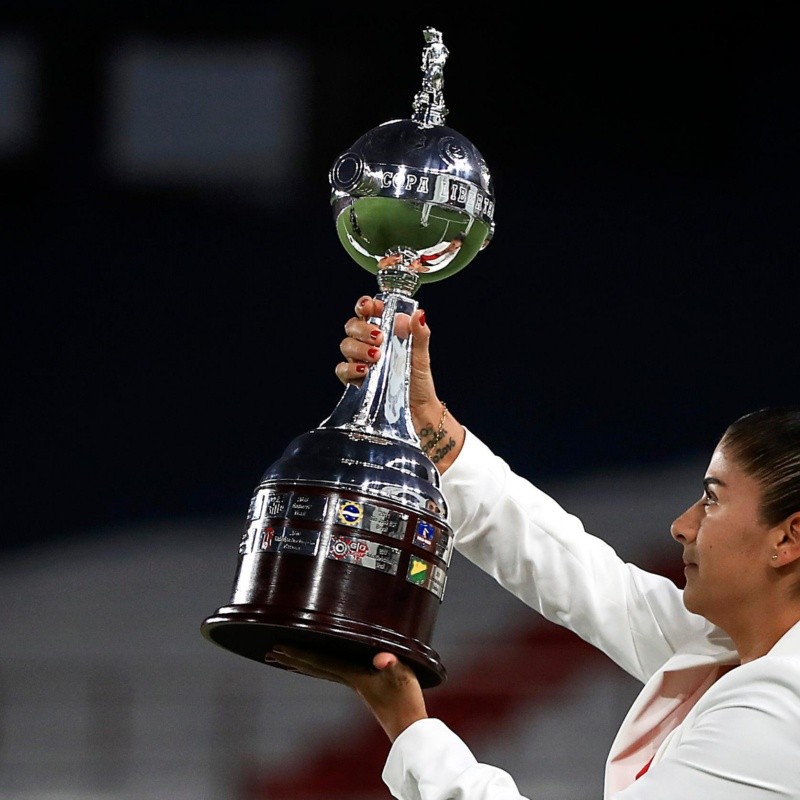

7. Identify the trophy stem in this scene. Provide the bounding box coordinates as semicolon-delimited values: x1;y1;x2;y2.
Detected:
320;279;419;448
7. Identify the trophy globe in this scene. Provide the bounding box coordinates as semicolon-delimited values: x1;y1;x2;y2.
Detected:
202;27;496;689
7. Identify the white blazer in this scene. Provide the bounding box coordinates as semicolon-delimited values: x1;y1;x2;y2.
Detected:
383;429;800;799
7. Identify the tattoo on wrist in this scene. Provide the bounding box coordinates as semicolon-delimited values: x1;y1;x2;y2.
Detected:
430;437;456;464
421;403;449;456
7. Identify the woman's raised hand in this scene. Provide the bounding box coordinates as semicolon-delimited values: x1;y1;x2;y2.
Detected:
335;295;465;472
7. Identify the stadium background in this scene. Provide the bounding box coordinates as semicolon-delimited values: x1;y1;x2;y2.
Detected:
2;4;798;799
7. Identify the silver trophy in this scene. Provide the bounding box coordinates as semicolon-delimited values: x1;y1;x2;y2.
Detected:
202;27;495;688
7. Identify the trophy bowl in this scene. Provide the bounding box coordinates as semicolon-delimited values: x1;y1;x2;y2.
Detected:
330;117;495;284
201;27;495;689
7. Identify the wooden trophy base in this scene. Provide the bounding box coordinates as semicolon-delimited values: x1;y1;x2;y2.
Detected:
201;429;453;689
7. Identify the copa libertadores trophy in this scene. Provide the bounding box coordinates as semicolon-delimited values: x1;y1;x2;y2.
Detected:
201;27;495;688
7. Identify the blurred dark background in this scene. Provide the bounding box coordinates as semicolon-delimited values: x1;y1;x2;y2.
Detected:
4;3;798;554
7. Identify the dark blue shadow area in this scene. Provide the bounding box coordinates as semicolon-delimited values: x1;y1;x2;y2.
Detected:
4;5;798;551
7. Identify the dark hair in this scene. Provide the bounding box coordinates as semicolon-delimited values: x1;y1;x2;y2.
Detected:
721;407;800;526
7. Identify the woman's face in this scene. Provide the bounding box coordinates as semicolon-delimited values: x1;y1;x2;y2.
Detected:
670;443;774;625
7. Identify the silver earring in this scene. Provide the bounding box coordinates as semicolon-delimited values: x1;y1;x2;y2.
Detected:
772;554;779;561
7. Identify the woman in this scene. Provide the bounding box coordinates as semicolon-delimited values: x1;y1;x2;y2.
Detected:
273;296;800;799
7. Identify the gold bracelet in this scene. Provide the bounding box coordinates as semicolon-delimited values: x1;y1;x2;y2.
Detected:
422;403;448;453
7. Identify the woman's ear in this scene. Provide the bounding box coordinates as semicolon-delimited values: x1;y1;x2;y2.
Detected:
773;512;800;566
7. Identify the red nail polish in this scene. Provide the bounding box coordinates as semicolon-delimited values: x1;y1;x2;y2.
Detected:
369;329;380;340
367;347;379;359
355;364;366;374
419;311;426;326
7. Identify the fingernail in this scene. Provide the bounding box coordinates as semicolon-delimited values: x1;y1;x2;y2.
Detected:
367;347;379;359
419;311;426;326
369;329;380;340
355;364;366;374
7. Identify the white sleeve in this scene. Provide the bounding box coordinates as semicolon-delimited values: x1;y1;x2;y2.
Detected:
613;658;800;799
383;718;530;800
441;428;709;682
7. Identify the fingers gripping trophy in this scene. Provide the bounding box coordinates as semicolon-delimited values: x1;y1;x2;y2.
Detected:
201;27;496;688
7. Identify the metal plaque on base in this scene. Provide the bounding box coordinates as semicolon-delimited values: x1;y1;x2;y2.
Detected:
201;27;495;689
